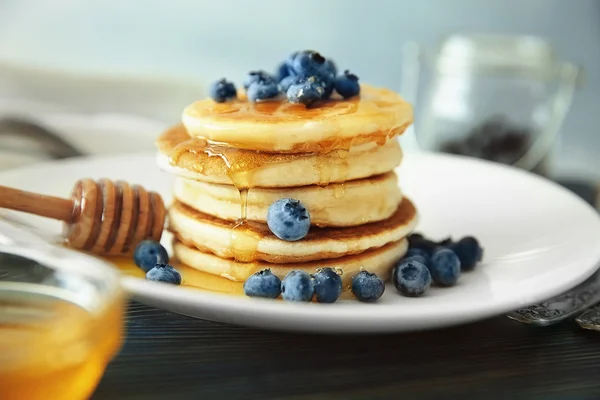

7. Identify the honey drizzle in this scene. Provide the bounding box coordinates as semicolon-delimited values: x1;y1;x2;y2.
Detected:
170;138;263;262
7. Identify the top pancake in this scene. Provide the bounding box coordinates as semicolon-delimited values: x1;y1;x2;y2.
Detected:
182;84;413;153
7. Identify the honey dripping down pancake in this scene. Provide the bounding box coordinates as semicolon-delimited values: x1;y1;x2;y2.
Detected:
182;84;413;153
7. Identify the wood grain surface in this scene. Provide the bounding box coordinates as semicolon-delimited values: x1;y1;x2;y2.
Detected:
93;301;600;400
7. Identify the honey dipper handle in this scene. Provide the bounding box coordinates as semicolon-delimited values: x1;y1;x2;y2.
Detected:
0;185;74;222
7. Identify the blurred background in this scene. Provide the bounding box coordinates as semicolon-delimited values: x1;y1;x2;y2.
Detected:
0;0;598;181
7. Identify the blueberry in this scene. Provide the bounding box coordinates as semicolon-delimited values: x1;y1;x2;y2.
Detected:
403;254;429;268
267;198;311;241
247;75;281;103
393;260;431;297
275;62;293;82
351;271;385;302
243;70;275;89
430;248;461;286
312;268;343;303
407;233;424;247
209;78;237;103
291;50;327;75
323;59;338;77
409;236;438;256
281;270;314;302
405;248;431;263
334;70;360;98
133;240;169;273
286;76;326;106
451;236;483;271
437;237;454;247
279;75;295;92
146;263;181;285
244;269;281;298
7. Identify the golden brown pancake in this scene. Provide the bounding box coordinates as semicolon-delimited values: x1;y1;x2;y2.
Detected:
172;172;402;227
169;197;417;264
181;84;413;153
173;238;408;290
156;124;404;188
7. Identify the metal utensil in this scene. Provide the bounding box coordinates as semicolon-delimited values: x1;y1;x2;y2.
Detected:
575;304;600;331
0;117;84;159
508;270;600;326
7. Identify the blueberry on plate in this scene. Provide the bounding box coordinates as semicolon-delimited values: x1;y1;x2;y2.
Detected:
351;271;385;302
267;198;311;241
286;76;326;106
209;78;237;103
334;70;360;98
405;248;430;263
244;269;281;299
312;268;343;303
437;237;454;247
393;259;431;297
403;254;429;269
409;235;438;256
281;270;314;302
146;264;182;285
291;50;327;75
244;70;275;89
133;240;169;273
247;74;281;102
430;248;461;286
451;236;483;271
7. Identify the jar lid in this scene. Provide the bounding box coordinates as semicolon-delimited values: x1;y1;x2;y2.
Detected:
436;34;558;75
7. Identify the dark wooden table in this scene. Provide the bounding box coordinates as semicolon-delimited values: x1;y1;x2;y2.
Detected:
92;302;600;400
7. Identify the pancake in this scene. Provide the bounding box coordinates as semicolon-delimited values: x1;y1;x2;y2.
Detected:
156;124;403;188
168;197;417;264
172;172;402;227
173;238;408;290
182;84;413;153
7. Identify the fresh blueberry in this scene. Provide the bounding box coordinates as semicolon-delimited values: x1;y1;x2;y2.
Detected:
334;70;360;98
286;75;326;106
405;248;431;263
133;240;169;273
323;59;338;77
247;75;281;102
312;268;343;303
437;237;454;247
275;62;293;82
279;75;295;92
430;248;461;286
244;269;281;299
351;271;385;302
146;263;182;285
281;270;314;302
209;78;237;102
403;254;429;268
291;50;327;75
267;198;311;241
450;236;483;271
244;70;275;89
409;236;438;256
393;259;431;297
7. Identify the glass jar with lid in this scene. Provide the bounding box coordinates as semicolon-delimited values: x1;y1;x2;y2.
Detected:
401;34;581;174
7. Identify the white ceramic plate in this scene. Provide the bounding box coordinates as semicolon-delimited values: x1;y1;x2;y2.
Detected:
2;153;600;334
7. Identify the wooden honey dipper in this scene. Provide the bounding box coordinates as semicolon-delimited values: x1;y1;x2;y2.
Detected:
0;179;166;255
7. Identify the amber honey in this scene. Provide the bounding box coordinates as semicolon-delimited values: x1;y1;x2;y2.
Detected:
0;289;124;400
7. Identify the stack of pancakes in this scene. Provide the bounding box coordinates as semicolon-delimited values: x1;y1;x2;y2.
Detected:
156;84;417;293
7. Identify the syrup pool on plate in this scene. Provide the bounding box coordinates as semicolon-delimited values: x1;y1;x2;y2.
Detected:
107;256;245;296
